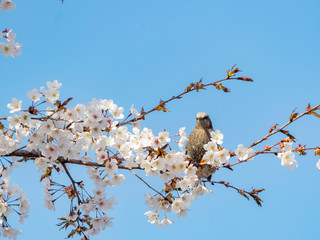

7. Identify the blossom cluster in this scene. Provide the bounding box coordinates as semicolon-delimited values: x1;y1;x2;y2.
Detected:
0;29;22;57
277;140;298;170
0;161;29;239
202;132;255;168
144;185;211;227
1;0;21;58
143;129;257;225
1;80;196;237
4;81;135;236
202;130;230;167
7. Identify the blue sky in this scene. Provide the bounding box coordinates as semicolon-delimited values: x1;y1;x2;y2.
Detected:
1;0;320;239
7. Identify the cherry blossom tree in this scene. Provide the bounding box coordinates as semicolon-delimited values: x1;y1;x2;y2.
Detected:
1;1;320;240
1;67;320;239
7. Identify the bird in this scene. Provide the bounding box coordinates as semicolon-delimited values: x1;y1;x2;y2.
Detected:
185;112;216;181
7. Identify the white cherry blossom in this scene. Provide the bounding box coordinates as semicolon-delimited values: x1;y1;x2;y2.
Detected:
27;88;42;102
210;129;224;144
7;98;22;113
104;159;118;176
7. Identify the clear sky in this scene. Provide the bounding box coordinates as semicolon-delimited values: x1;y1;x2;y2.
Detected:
1;0;320;239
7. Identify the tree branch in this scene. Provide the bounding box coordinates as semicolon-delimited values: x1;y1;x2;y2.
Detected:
248;104;320;149
59;161;82;205
4;150;141;170
203;180;264;207
228;104;320;167
119;77;252;126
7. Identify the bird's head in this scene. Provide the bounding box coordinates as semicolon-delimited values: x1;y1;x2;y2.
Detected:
196;112;213;130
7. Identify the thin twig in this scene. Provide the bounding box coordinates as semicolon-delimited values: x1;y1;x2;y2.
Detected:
59;161;82;205
248;104;320;149
229;104;320;167
203;180;264;206
119;77;250;126
129;169;171;203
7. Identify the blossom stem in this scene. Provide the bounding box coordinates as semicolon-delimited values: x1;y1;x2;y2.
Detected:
59;161;82;205
129;169;171;203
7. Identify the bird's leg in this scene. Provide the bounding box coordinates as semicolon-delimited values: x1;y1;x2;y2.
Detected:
207;175;212;182
203;180;207;187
